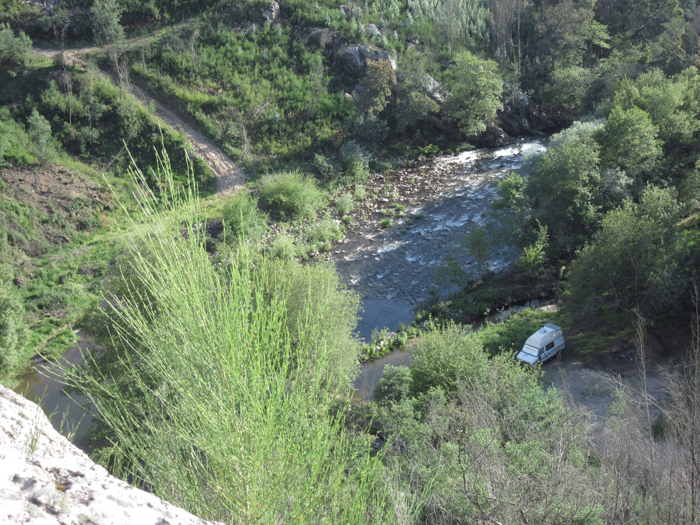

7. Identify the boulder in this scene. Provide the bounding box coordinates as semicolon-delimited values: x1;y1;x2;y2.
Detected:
496;91;554;136
0;385;222;525
477;122;515;148
306;27;336;50
335;44;396;79
396;73;450;103
261;2;280;22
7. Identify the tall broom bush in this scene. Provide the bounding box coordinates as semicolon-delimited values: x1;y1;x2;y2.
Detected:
60;152;408;523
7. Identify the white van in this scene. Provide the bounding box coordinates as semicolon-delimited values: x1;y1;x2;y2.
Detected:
516;323;564;365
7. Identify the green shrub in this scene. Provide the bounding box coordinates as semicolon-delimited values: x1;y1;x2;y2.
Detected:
381;218;392;228
27;109;56;164
375;364;412;404
307;217;343;246
335;193;354;216
313;153;339;180
354;184;367;200
222;191;269;242
409;321;489;395
259;170;326;221
268;233;297;261
343;113;388;148
0;270;28;375
339;140;371;181
0;23;31;69
57;158;396;522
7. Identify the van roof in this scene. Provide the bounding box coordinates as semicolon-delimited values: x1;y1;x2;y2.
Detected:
525;323;562;347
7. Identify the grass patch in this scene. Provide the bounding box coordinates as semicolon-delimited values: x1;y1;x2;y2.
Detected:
259;170;326;221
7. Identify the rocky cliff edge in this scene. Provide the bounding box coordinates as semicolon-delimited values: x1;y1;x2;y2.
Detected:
0;385;222;525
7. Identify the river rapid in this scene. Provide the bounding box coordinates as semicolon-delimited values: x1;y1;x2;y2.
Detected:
13;137;547;442
336;137;548;398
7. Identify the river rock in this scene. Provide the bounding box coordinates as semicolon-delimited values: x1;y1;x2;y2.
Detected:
0;385;222;525
261;1;280;22
335;44;396;79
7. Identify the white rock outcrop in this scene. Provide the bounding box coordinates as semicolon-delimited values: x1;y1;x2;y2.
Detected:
0;385;222;525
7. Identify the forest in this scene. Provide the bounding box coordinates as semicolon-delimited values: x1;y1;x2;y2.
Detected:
1;0;700;523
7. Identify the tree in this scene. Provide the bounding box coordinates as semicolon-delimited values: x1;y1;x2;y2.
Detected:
599;105;662;184
393;74;440;133
441;52;503;137
0;23;31;70
91;0;127;93
91;0;125;55
356;58;396;115
524;123;603;252
375;364;413;405
536;0;608;70
27;109;56;163
568;186;682;322
539;65;598;122
409;322;489;395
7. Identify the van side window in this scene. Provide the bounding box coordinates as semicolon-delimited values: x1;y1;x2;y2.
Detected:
545;342;554;350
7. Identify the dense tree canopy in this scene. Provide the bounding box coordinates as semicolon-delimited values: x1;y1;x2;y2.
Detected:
440;52;503;136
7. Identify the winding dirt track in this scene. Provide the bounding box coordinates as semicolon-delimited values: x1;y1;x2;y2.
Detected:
31;44;245;194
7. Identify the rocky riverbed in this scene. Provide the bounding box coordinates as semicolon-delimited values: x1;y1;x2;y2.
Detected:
333;138;547;338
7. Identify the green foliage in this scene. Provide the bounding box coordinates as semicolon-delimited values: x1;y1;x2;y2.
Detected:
258;170;326;220
343;112;388;147
519;221;549;277
338;140;372;181
393;86;439;133
0;269;28;375
524;124;603;252
599;106;662;182
355;58;396;115
269;260;361;388
267;233;297;261
375;364;412;404
58;160;399;523
91;0;125;52
306;217;343;248
0;23;31;70
540;66;598;122
568;186;683;321
335;192;354;216
409;321;489;395
27;110;56;164
441;52;503;137
0;110;35;166
222;191;268;242
313;153;339;180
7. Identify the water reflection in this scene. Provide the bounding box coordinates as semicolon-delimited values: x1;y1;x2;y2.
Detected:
12;337;94;453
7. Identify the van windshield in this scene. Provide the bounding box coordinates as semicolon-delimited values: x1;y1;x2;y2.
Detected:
522;344;539;357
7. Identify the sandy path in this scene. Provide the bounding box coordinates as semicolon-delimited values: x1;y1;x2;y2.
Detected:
31;43;245;194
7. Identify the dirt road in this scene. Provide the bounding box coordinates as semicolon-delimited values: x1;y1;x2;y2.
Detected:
541;320;690;435
31;43;244;194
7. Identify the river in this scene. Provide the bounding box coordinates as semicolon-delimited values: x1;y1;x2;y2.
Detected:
12;335;95;452
339;137;547;398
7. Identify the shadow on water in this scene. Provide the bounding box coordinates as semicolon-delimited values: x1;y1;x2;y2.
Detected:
12;336;95;454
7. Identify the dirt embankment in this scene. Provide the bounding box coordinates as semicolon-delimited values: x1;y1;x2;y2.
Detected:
30;43;245;194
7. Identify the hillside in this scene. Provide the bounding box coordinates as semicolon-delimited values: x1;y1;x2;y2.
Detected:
1;0;700;523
